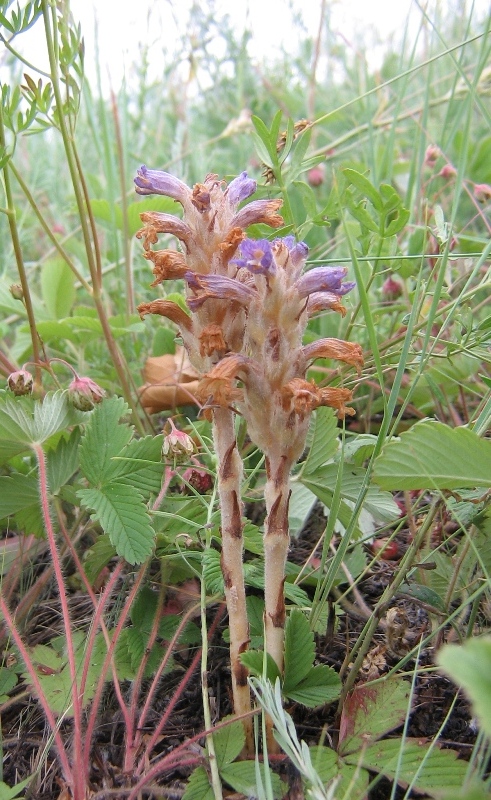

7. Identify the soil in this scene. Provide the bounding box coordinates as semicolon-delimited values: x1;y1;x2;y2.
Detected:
0;504;479;800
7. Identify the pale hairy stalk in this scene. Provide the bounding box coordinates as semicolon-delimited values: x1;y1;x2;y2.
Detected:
263;452;293;753
212;406;253;753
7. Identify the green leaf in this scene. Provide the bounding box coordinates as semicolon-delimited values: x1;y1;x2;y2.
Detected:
303;463;400;523
202;548;224;595
343;168;383;211
252;131;275;169
41;258;75;319
79;397;133;486
240;651;281;684
47;428;81;496
288;482;318;538
339;678;411;756
308;746;369;798
373;420;491;490
213;717;245;768
182;767;214;800
105;435;164;495
350;738;472;796
283;610;315;691
0;778;32;799
438;637;491;739
284;665;341;707
398;582;447;614
0;666;17;702
302;407;339;475
78;483;155;564
32;391;76;443
220;761;285;799
385;206;410;236
0;474;39;519
83;534;117;585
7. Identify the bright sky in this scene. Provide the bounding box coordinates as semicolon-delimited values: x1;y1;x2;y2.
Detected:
2;0;489;95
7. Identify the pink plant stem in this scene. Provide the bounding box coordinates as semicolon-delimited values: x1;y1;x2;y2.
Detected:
134;603;226;777
82;565;147;777
0;593;73;785
128;709;258;800
33;443;85;799
212;407;253;753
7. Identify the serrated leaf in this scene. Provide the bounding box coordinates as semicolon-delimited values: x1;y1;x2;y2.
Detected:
213;717;245;768
14;503;44;537
339;678;411;756
220;761;285;799
438;637;491;739
0;474;39;519
79;397;133;486
373;421;491;490
41;258;75;319
32;391;75;443
239;651;281;684
349;738;472;796
202;548;224;595
303;407;339;475
288;482;318;538
303;464;400;523
0;666;17;700
105;435;164;495
398;582;447;613
308;746;369;798
243;522;263;554
283;610;315;692
47;428;81;496
83;534;116;585
131;585;158;633
182;767;214;800
78;483;155;564
284;665;341;707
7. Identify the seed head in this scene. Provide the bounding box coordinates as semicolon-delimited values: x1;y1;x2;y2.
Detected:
162;419;196;462
68;376;105;411
7;369;34;396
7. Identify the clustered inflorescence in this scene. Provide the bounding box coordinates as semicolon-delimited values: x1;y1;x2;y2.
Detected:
135;165;363;749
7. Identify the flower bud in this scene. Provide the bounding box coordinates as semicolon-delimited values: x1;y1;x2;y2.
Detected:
162;420;196;462
9;284;24;301
382;276;403;300
424;145;441;167
438;163;457;179
474;183;491;203
68;376;105;411
7;369;33;396
307;164;325;187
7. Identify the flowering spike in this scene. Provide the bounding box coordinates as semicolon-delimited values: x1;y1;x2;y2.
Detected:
185;272;256;311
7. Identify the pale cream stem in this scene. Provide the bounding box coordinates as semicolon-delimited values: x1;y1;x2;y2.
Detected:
212;407;253;754
263;450;292;753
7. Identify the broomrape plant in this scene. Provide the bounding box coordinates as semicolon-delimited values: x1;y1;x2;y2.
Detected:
135;167;362;749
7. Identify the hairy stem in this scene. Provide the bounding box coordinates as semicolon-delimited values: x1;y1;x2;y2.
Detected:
263;452;292;753
212;407;253;754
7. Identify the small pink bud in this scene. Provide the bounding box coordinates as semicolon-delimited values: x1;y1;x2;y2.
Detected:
68;376;105;411
438;163;457;179
162;420;195;462
7;369;34;396
382;276;403;300
474;183;491;203
307;164;325;187
52;223;65;235
9;283;24;301
424;145;441;167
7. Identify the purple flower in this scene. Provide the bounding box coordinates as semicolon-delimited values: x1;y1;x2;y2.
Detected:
295;266;353;298
134;165;190;204
228;171;256;206
185;272;256;310
231;238;275;275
